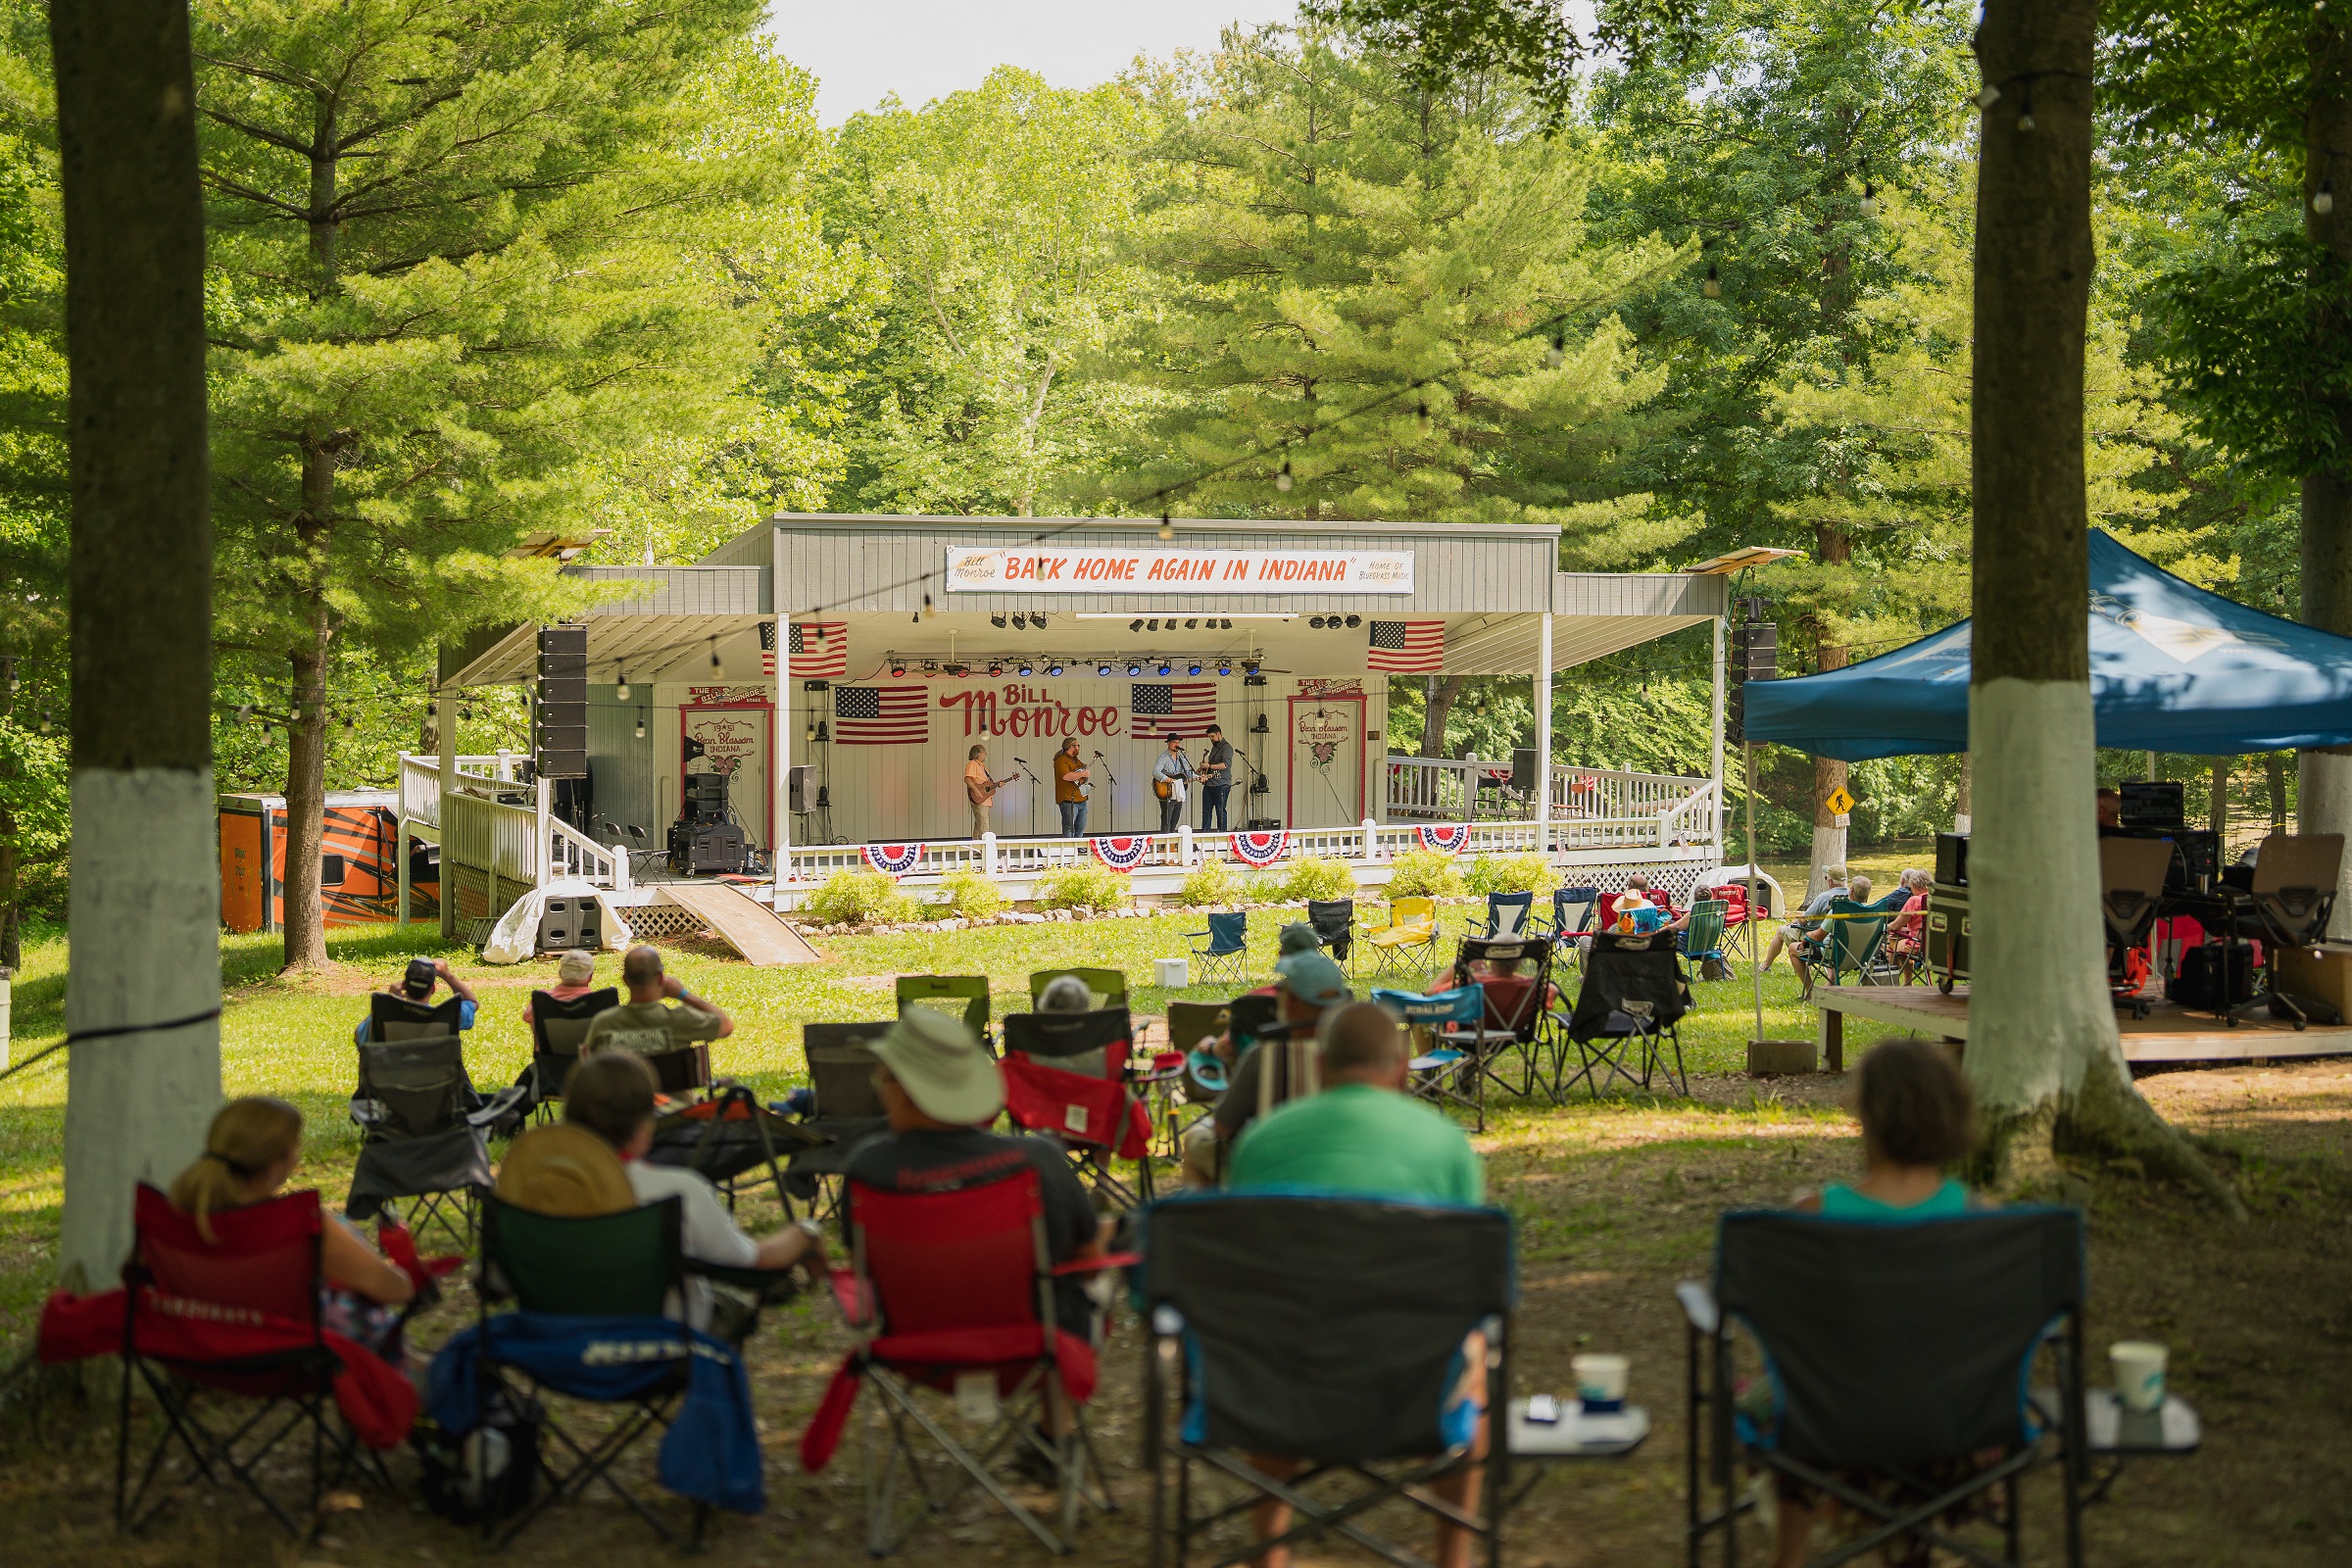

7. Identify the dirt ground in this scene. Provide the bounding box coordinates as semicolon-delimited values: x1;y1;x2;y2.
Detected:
4;1059;2348;1568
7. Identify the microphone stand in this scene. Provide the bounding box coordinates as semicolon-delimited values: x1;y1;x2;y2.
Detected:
1092;751;1119;835
1012;757;1045;839
1236;751;1271;828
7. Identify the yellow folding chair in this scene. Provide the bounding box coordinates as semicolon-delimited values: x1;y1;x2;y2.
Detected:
1362;895;1441;981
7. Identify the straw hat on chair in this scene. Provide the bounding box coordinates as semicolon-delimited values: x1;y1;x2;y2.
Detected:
495;1124;634;1217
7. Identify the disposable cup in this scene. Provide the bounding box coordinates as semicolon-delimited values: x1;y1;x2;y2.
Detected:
1572;1352;1630;1412
2110;1341;2167;1413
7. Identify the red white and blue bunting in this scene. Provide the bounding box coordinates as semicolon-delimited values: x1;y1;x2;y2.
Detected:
1230;829;1288;867
1090;836;1152;871
861;843;924;877
1416;823;1472;855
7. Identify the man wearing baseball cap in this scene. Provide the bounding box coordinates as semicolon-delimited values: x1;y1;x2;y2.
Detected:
1179;950;1352;1187
353;955;478;1045
843;1008;1105;1330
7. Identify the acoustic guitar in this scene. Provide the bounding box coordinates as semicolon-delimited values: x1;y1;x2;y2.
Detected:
966;772;1018;806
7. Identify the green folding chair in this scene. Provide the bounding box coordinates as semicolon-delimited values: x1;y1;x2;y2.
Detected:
1798;899;1899;996
1027;967;1129;1012
1682;898;1732;980
896;974;991;1047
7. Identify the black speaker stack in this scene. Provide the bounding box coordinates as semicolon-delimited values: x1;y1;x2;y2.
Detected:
1728;602;1777;745
535;624;587;779
669;767;748;874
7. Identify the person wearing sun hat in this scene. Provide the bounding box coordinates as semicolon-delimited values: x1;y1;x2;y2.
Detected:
1179;951;1353;1187
843;1008;1102;1325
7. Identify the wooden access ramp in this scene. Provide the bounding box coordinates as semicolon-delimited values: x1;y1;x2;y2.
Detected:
651;881;821;966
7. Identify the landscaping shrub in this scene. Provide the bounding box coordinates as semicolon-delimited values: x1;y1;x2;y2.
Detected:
808;868;921;925
932;866;1008;919
1386;848;1469;900
1176;858;1244;906
1035;862;1130;911
1465;853;1557;897
1277;856;1355;903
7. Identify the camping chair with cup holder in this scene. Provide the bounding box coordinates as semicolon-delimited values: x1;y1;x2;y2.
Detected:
1186;911;1250;988
1372;983;1492;1129
1480;890;1536;940
1561;931;1691;1099
1445;934;1565;1108
1363;895;1443;981
1028;966;1130;1012
524;987;619;1120
1000;1007;1154;1207
799;1169;1134;1557
644;1082;826;1218
96;1185;404;1537
1681;898;1734;982
1143;1192;1609;1568
1679;1205;2193;1568
443;1193;783;1549
2100;838;2173;1020
898;974;993;1050
1306;898;1356;965
2223;831;2346;1029
347;1034;521;1249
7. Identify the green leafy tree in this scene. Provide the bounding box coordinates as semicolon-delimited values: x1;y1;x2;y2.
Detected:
194;0;810;968
824;67;1153;517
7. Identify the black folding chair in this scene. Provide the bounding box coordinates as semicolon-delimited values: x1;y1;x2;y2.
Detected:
2099;840;2170;1020
787;1022;893;1215
366;991;463;1042
526;987;618;1118
347;1036;516;1246
1561;932;1690;1099
644;1082;824;1215
1306;898;1356;965
1447;935;1563;1109
1141;1193;1517;1568
1682;1207;2117;1568
2225;831;2345;1028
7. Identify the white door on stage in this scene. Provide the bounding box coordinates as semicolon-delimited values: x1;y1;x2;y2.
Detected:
1288;696;1365;828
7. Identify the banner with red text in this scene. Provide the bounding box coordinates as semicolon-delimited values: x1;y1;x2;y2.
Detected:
944;546;1412;594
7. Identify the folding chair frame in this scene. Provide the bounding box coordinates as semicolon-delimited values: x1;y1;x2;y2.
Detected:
898;975;993;1050
1559;937;1691;1101
1364;899;1444;984
1381;984;1493;1134
1185;913;1250;989
1003;1008;1155;1209
1680;1286;2090;1568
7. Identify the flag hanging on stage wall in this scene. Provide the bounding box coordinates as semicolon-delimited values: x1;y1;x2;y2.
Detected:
1366;620;1445;672
782;621;847;678
833;686;927;745
1130;683;1218;740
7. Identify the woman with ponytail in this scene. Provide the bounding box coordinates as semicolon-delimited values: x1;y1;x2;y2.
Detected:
169;1097;416;1359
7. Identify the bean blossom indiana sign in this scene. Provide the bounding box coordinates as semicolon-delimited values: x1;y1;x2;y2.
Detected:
945;546;1413;594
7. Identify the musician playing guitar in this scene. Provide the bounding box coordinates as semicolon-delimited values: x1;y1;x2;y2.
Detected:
963;744;1018;838
1053;735;1093;838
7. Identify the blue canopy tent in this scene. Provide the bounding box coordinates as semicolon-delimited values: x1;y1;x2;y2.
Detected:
1743;531;2352;761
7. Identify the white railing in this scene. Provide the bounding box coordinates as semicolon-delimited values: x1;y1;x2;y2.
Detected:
550;814;629;890
1550;764;1707;822
1386;756;1476;819
398;753;534;831
399;753;626;892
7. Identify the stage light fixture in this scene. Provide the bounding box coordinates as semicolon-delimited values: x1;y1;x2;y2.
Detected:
1048;662;1064;676
1345;614;1362;628
1130;618;1144;633
1244;660;1260;675
1157;662;1172;676
815;721;829;743
922;661;939;674
1186;617;1198;629
1098;662;1113;676
1309;616;1327;629
1217;662;1232;676
1127;662;1143;676
991;613;1007;629
1187;662;1202;676
890;660;907;676
1221;618;1235;629
1018;662;1034;676
988;662;1003;676
1032;613;1049;628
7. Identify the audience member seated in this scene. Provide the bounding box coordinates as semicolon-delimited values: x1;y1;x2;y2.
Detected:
2096;786;2122;833
1774;873;1872;973
501;1052;825;1331
1760;867;1850;973
1885;869;1933;955
521;949;600;1025
1179;953;1352;1187
353;956;477;1045
1037;974;1095;1013
1274;921;1322;967
581;944;734;1057
1770;1037;1985;1568
1224;1003;1490;1568
169;1096;416;1363
845;1009;1109;1336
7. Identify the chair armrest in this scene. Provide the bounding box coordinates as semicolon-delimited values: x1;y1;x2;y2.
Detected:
692;1258;807;1300
466;1084;531;1129
1049;1250;1142;1277
827;1266;876;1327
1675;1280;1719;1335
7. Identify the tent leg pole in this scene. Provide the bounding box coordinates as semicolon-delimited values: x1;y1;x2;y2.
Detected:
1747;741;1765;1050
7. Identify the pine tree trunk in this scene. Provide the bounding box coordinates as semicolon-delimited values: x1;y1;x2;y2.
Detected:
2207;757;2230;838
1966;0;2237;1211
52;0;223;1290
1955;751;1974;833
1421;674;1465;758
2266;751;2288;830
1805;526;1851;898
2303;40;2352;933
280;627;331;971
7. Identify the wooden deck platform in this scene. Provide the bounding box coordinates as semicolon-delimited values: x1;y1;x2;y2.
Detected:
1807;984;2352;1069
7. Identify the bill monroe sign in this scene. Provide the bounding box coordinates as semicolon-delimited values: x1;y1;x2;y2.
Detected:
945;545;1413;594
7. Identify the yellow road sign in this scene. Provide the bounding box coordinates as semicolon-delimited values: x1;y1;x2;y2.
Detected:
1824;785;1855;816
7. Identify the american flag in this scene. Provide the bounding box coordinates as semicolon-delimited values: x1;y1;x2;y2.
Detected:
771;620;846;678
834;686;928;745
1366;619;1446;672
1130;683;1219;741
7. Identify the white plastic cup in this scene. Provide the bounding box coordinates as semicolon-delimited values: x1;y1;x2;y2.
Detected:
2110;1341;2168;1413
1572;1352;1630;1411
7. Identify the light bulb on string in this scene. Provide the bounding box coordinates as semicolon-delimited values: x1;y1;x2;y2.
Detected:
921;592;935;619
1275;460;1293;492
1545;329;1565;369
2318;180;2336;217
1158;514;1174;542
1702;264;1722;300
634;714;647;740
615;669;630;702
708;636;723;679
1858;181;1878;220
1414;401;1432;435
2016;88;2034;131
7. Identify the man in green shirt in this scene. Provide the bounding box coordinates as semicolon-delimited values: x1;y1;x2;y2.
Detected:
1227;1001;1483;1204
581;944;733;1058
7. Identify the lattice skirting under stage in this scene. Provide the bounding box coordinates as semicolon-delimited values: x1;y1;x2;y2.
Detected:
619;904;706;940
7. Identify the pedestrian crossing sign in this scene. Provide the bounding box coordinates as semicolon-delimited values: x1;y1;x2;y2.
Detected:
1824;785;1855;816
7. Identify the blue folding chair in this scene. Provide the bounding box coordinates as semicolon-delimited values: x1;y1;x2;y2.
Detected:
1186;910;1250;987
1372;984;1493;1129
1481;890;1535;939
1544;886;1600;970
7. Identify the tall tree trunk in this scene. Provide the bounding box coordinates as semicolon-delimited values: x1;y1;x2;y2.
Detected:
53;0;223;1290
2266;751;2288;830
1421;674;1466;757
2303;30;2352;933
1954;751;1974;833
280;626;330;970
1805;526;1851;899
1966;0;2236;1211
2207;757;2230;838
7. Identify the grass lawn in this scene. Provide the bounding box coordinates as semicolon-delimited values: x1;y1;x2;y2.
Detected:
2;900;2348;1566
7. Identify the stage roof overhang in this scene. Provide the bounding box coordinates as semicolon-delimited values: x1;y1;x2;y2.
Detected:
440;514;1726;687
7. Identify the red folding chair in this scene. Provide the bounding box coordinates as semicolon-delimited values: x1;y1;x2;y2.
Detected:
800;1169;1129;1556
111;1185;397;1535
999;1008;1154;1206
